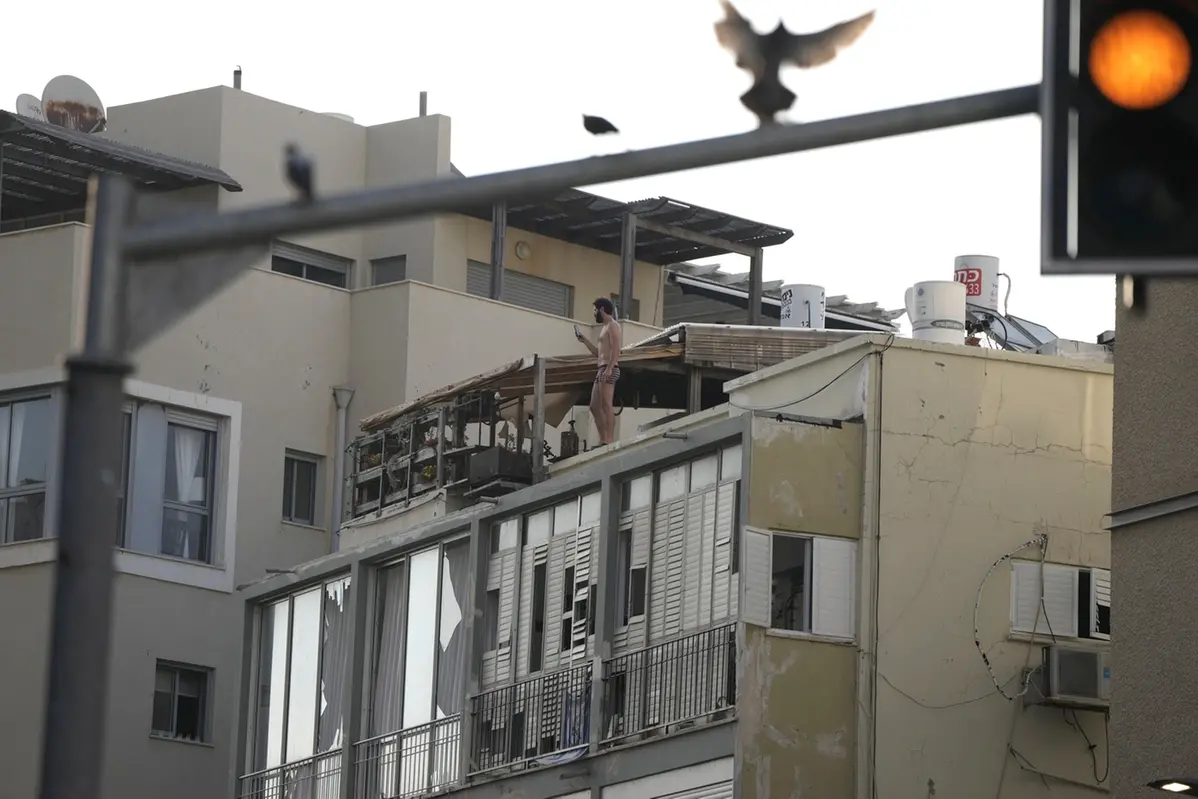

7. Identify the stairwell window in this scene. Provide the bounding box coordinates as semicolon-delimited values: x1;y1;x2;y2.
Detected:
282;452;320;526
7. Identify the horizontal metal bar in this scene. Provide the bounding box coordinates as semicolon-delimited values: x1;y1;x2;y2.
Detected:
1108;489;1198;530
122;84;1041;263
634;217;756;257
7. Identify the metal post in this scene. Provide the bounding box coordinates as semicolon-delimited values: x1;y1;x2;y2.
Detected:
687;367;703;414
747;248;764;326
618;214;637;320
121;85;1040;263
531;356;547;483
489;201;506;301
0;143;6;222
38;173;135;799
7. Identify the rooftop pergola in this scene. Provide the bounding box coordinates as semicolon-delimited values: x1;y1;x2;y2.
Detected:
457;190;794;324
0;110;241;226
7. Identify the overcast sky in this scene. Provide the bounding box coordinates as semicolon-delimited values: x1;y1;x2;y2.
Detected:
2;0;1115;340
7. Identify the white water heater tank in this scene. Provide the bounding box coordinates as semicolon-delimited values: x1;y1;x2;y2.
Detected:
953;254;1000;313
779;284;826;328
905;281;966;345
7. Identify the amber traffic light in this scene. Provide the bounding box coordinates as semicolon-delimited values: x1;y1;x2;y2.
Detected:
1042;0;1198;274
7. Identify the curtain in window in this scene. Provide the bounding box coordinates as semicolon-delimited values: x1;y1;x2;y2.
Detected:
435;540;471;718
7;404;24;485
318;576;352;753
371;564;406;736
169;426;206;556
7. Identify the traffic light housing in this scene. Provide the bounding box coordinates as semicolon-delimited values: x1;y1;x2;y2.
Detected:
1042;0;1198;275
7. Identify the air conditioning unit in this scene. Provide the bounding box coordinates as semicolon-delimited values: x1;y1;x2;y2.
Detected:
1026;644;1111;709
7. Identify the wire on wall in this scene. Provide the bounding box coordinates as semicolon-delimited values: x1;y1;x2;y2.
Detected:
973;531;1051;701
729;334;896;413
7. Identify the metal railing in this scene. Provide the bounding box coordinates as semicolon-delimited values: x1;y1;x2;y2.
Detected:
468;660;592;776
238;750;343;799
600;623;737;746
353;714;462;799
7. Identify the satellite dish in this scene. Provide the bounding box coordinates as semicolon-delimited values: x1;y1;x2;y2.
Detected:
42;75;106;133
15;93;45;122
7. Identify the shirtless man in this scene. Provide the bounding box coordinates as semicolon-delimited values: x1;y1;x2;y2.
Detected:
575;297;622;446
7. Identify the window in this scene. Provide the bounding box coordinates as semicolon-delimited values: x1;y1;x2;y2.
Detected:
466;260;575;318
116;403;220;563
152;662;210;742
253;576;353;769
371;255;407;286
622;475;652;511
529;566;547;672
483;589;501;651
283;453;319;526
616;526;647;625
1011;561;1111;641
271;241;351;288
0;395;54;543
742;527;857;640
491;518;519;554
610;293;641;322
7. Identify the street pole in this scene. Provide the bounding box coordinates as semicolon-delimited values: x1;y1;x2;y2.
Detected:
38;173;135;799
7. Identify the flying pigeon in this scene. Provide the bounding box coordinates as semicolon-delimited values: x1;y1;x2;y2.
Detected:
714;0;876;127
583;115;620;135
284;142;315;202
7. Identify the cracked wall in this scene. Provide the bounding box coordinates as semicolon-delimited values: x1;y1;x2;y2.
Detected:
874;344;1112;798
736;416;863;799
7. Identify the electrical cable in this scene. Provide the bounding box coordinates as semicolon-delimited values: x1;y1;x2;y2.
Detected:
973;532;1051;701
1064;708;1110;785
998;272;1012;316
728;334;896;413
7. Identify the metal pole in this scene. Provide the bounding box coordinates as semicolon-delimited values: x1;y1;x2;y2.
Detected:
489;201;506;301
747;248;764;326
122;85;1042;263
531;356;547;483
39;173;135;799
618;214;637;320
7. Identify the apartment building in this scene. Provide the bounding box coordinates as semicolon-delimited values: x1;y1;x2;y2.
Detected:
232;333;1113;799
1107;282;1198;798
0;82;903;799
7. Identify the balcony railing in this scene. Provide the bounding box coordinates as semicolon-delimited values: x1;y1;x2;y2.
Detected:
600;623;737;746
468;660;592;776
353;714;461;799
239;750;342;799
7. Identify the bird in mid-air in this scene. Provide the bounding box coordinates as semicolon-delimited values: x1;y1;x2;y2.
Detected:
284;143;315;202
583;115;619;135
714;0;876;127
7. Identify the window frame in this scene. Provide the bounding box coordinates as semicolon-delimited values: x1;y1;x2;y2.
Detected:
1010;560;1112;642
282;451;321;527
370;254;408;286
0;390;57;544
117;400;223;566
270;241;352;289
742;526;857;641
150;660;212;743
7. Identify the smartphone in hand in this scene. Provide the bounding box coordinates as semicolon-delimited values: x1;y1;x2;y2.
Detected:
573;324;583;340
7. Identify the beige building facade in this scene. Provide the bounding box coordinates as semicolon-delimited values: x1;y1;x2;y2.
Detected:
0;85;811;799
232;335;1113;799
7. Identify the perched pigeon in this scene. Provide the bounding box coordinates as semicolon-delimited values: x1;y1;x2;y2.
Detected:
714;0;876;126
284;142;315;202
583;115;620;135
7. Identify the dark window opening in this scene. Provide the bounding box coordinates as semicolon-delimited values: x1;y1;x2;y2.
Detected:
587;583;597;635
771;535;811;632
629;567;647;619
151;663;208;742
484;589;500;650
530;564;547;672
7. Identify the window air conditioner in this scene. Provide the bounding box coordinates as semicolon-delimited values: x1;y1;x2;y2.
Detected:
1027;644;1111;709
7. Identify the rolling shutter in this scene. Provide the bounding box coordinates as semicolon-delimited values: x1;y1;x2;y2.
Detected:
466;260;574;317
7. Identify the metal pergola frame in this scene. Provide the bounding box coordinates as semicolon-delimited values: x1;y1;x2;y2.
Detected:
38;82;1041;799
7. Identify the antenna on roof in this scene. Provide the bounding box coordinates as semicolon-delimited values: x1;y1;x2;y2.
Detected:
419;91;428;116
41;75;106;133
15;93;45;121
234;65;242;90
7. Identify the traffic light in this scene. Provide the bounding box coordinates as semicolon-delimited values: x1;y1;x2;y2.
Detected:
1042;0;1198;275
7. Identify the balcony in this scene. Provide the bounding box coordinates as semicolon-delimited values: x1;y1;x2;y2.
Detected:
465;624;737;780
238;750;342;799
600;623;737;746
353;715;461;799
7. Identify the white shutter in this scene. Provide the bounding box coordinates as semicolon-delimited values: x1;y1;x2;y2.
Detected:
656;782;734;799
1010;561;1079;638
1091;567;1111;641
741;527;772;628
811;537;856;640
